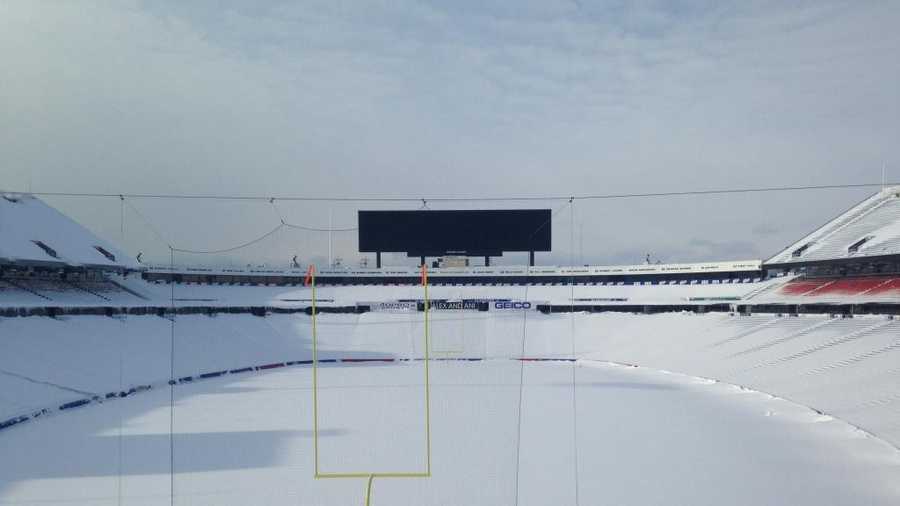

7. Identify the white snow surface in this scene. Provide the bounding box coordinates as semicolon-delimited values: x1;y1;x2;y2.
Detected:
767;186;900;265
0;194;138;270
2;307;900;505
859;217;900;253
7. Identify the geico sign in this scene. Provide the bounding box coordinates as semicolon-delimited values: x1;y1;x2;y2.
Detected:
493;301;532;310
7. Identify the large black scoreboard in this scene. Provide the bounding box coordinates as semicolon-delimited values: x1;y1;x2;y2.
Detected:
358;209;551;262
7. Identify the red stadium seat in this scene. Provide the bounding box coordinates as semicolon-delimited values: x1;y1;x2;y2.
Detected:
779;279;831;296
864;277;900;295
780;276;900;297
819;278;886;295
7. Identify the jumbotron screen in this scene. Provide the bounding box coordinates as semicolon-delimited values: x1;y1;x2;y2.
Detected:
358;209;552;256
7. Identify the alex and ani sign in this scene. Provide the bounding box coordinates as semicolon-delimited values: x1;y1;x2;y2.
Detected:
427;300;488;311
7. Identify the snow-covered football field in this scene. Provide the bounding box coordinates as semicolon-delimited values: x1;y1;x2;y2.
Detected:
2;311;900;505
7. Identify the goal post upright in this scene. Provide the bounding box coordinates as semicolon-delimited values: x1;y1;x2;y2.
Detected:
423;264;432;476
308;263;432;503
309;265;320;477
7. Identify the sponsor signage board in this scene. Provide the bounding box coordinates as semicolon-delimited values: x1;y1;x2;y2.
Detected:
360;299;542;312
491;300;545;311
362;301;418;312
421;300;489;311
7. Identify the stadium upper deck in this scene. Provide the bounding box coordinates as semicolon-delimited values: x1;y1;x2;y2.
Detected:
0;193;139;272
3;188;900;312
766;186;900;268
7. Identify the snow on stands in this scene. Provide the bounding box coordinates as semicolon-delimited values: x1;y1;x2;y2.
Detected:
2;311;900;504
0;273;776;309
118;276;773;308
577;312;900;445
0;274;150;308
0;279;48;305
749;275;900;304
0;194;138;271
767;185;900;266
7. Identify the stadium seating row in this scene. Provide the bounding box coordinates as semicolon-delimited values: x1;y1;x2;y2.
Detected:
0;276;141;304
778;276;900;297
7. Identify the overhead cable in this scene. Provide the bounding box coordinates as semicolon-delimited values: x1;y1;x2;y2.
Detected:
11;182;898;203
172;224;284;255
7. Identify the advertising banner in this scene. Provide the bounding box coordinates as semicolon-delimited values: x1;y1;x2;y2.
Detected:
362;301;418;312
490;300;546;311
422;300;489;311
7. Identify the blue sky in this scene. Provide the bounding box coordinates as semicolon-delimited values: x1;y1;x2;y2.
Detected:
1;1;898;267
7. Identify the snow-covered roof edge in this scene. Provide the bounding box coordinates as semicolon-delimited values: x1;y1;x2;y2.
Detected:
0;193;143;271
765;186;900;266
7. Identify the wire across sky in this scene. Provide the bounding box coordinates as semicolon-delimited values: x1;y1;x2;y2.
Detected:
5;182;897;203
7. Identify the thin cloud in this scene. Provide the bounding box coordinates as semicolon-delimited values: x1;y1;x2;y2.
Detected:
0;0;896;266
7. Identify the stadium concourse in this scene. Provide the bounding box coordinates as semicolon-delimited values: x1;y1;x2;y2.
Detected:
2;189;900;505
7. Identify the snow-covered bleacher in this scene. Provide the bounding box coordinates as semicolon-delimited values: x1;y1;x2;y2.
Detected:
4;311;900;451
0;194;149;307
0;274;147;307
0;280;48;305
116;275;776;308
0;193;139;271
767;186;900;266
747;275;900;305
584;312;900;447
